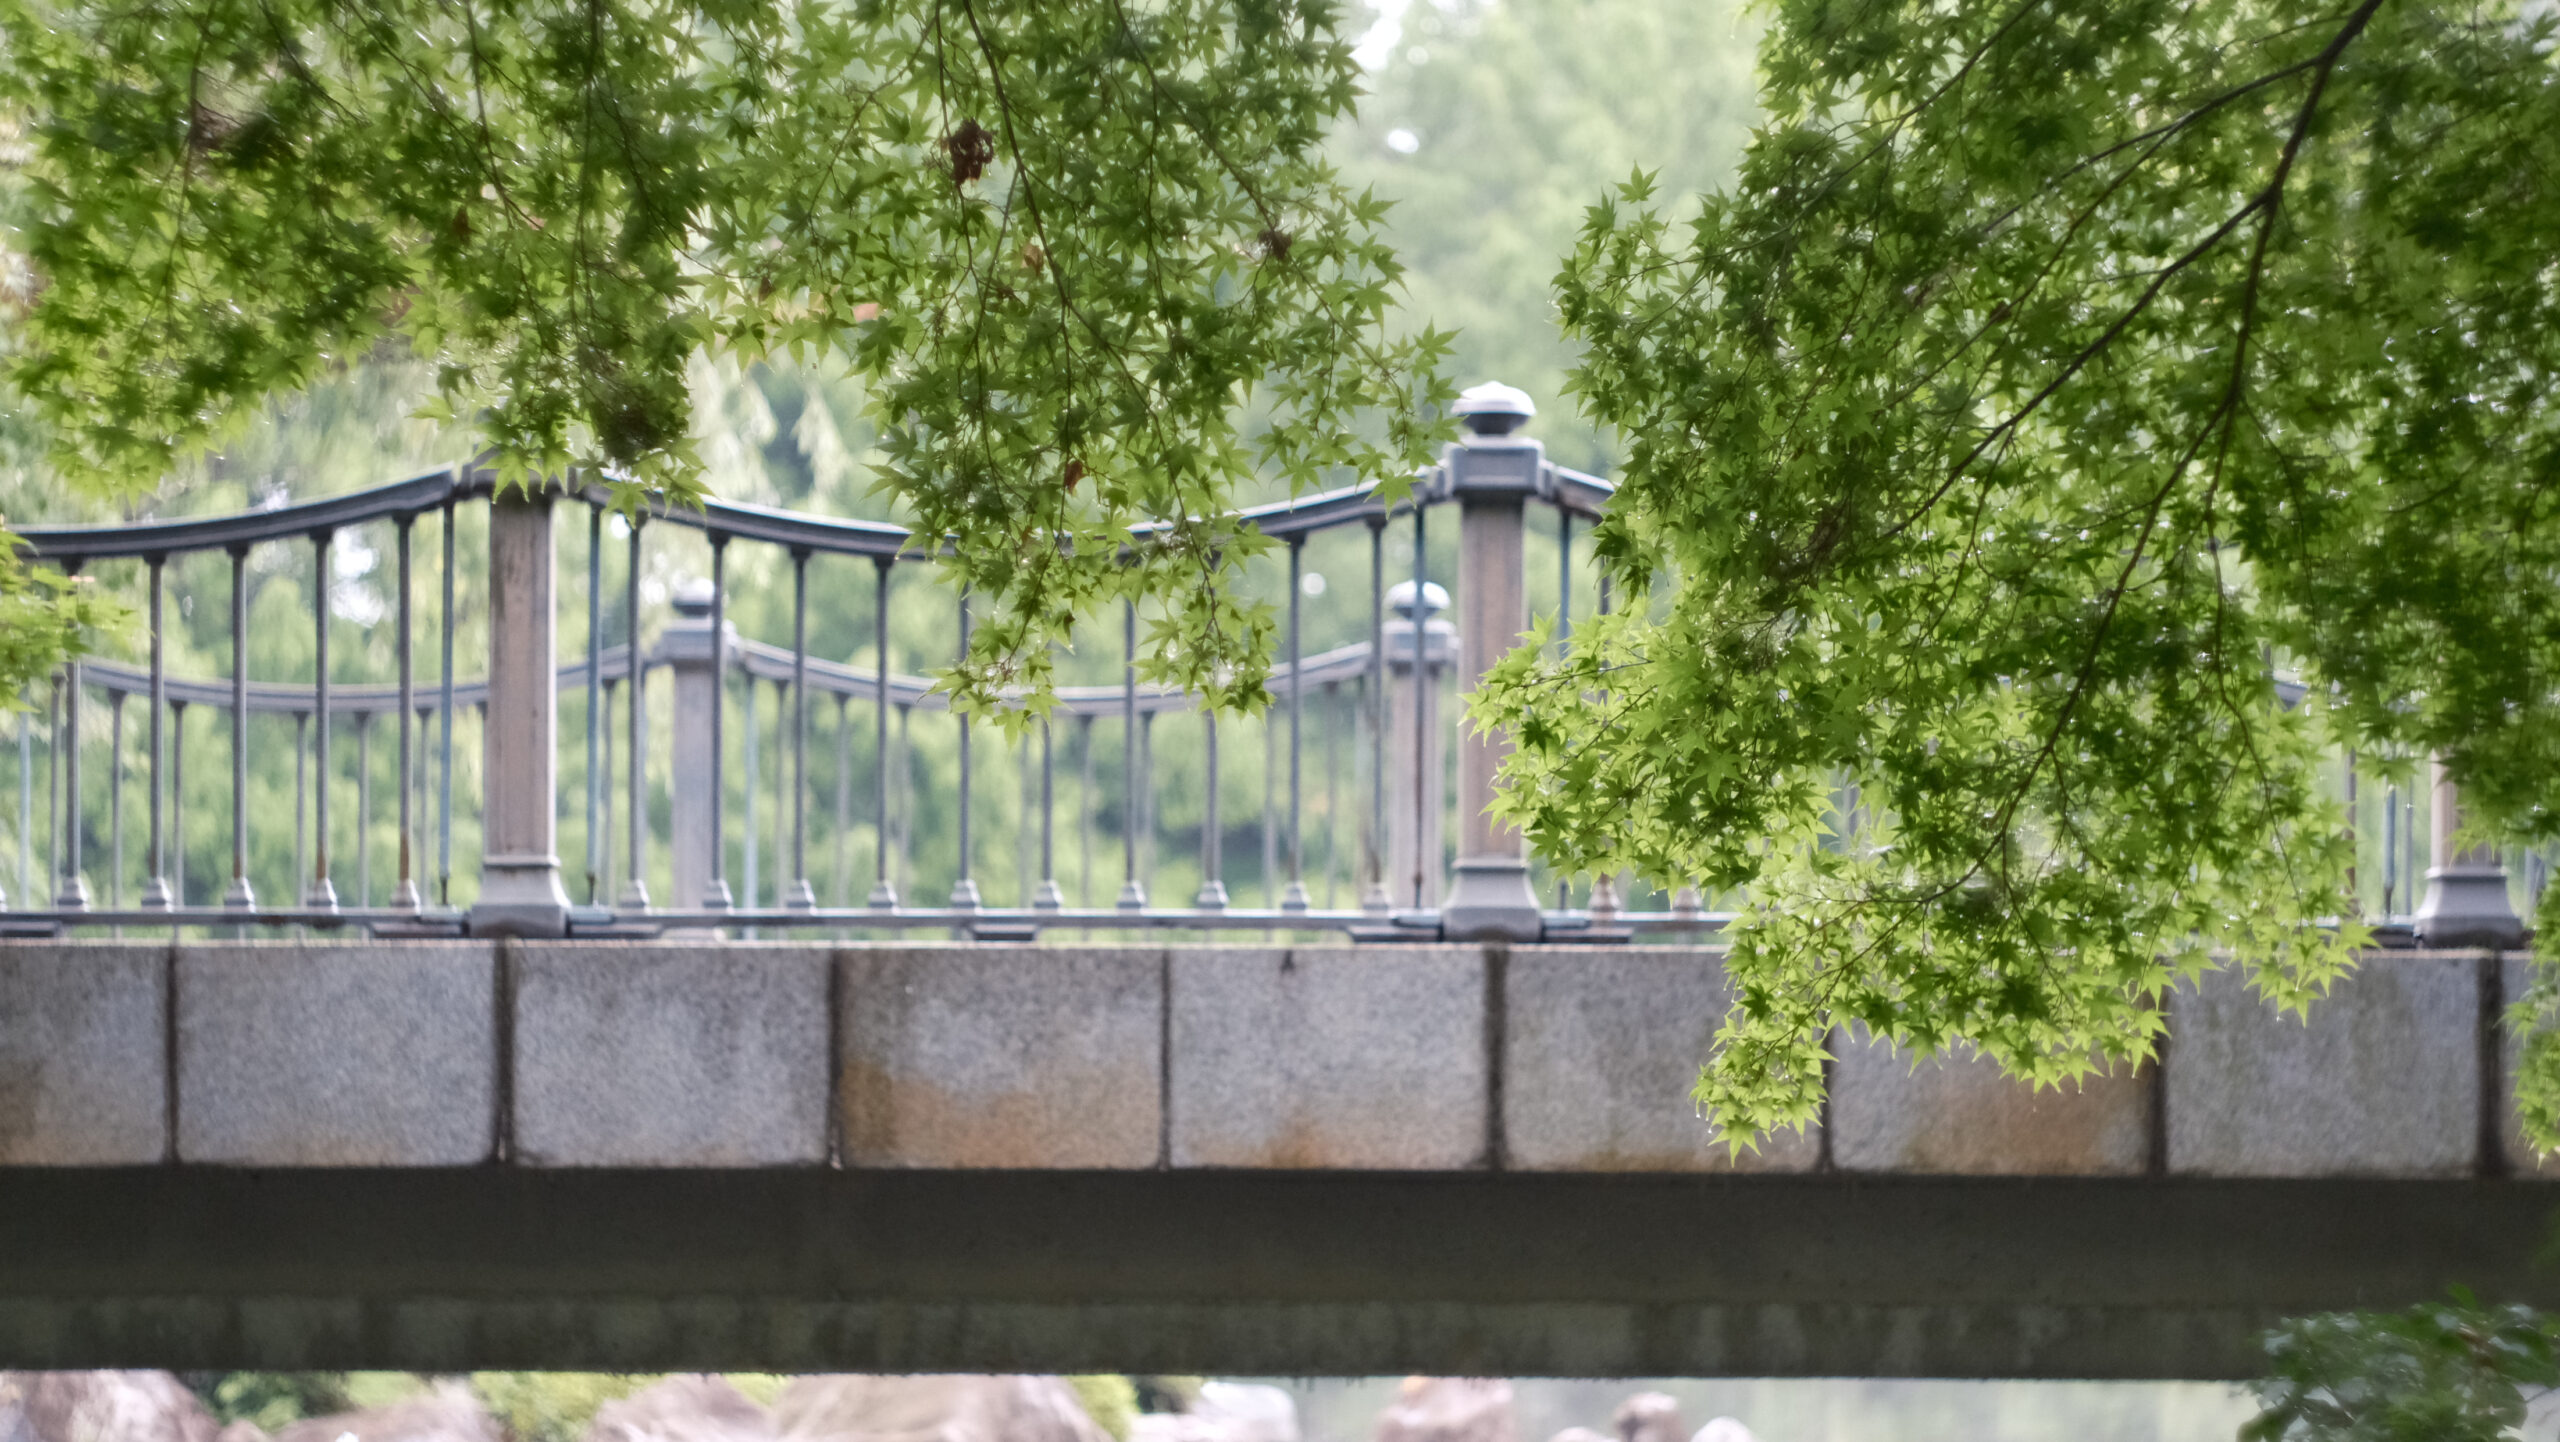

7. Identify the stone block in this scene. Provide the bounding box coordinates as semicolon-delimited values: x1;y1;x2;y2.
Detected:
840;945;1162;1168
1831;1030;2151;1174
177;942;497;1166
2167;952;2481;1177
2498;953;2560;1177
1503;947;1815;1171
511;942;828;1166
0;943;168;1164
1169;945;1486;1169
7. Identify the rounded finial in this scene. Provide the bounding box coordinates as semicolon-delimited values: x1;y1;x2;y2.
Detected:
1453;381;1535;437
1385;579;1450;619
672;577;716;618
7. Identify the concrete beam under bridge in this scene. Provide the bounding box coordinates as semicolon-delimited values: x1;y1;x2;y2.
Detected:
0;1168;2554;1379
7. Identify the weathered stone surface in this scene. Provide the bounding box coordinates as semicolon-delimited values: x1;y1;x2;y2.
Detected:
273;1383;498;1442
512;943;828;1167
1609;1394;1683;1442
1169;946;1486;1169
2167;952;2482;1176
1129;1384;1298;1442
0;1370;217;1442
1375;1380;1513;1442
0;944;167;1165
773;1377;1106;1442
840;946;1161;1168
584;1376;775;1442
2497;953;2560;1178
176;942;496;1166
1831;1030;2153;1175
1503;948;1813;1172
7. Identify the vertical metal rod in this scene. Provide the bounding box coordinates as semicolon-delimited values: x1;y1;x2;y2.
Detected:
1119;599;1142;908
623;515;649;908
356;713;373;908
1284;536;1306;909
2343;749;2359;912
46;676;59;903
742;669;760;918
108;691;124;915
16;712;30;908
705;535;732;908
895;703;913;896
1261;695;1276;907
1036;716;1058;908
169;702;185;910
438;501;456;906
788;549;813;907
601;679;615;893
143;557;168;908
395;518;418;909
1410;506;1429;909
1556;510;1571;910
2385;780;2402;914
1199;707;1225;908
1323;681;1341;908
1364;518;1387;910
585;502;604;904
833;693;852;907
293;711;308;902
951;590;978;908
226;547;252;908
870;558;895;907
59;647;86;909
1077;713;1095;907
772;678;788;911
1139;710;1155;893
309;531;335;908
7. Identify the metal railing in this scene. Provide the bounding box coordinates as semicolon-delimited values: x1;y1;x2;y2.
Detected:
0;383;1726;941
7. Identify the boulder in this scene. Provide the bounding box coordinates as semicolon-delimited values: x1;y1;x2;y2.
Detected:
1374;1380;1514;1442
273;1383;500;1442
774;1376;1109;1442
1610;1395;1683;1442
1691;1423;1757;1442
585;1377;776;1442
0;1371;221;1442
1128;1384;1297;1442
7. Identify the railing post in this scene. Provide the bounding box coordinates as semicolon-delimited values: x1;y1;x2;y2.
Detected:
659;578;731;925
1439;382;1547;942
1383;579;1454;911
2413;757;2526;948
469;484;572;937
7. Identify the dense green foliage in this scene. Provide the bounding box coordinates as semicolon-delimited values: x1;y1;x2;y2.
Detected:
1475;0;2560;1140
0;0;1450;715
2245;1297;2560;1442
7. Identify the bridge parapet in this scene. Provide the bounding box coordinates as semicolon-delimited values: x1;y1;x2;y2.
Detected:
0;940;2536;1178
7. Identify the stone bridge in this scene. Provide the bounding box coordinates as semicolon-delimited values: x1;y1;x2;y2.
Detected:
2;938;2553;1381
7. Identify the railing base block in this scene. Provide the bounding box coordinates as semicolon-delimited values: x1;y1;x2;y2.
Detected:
2414;865;2528;949
1441;858;1544;943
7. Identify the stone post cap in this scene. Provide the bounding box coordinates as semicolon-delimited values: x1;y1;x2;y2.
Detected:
1454;382;1535;436
671;577;716;618
1385;579;1450;620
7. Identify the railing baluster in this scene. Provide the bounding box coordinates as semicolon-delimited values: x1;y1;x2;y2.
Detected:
1139;709;1155;898
1199;707;1226;909
1323;680;1341;909
788;549;813;909
895;702;913;897
227;546;253;910
622;515;650;910
355;712;373;909
1261;695;1276;908
1119;599;1143;910
951;589;979;910
1284;535;1307;912
742;666;760;924
2384;778;2402;915
143;556;169;910
1363;517;1387;913
705;534;732;910
45;674;59;906
394;517;419;910
308;531;336;910
169;701;185;911
1036;716;1061;909
1556;510;1571;910
16;710;30;908
59;636;88;910
1409;505;1429;910
586;501;605;905
1076;713;1095;908
869;557;896;909
771;678;788;911
293;710;308;908
833;692;852;908
600;678;616;893
108;690;124;917
438;499;456;908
